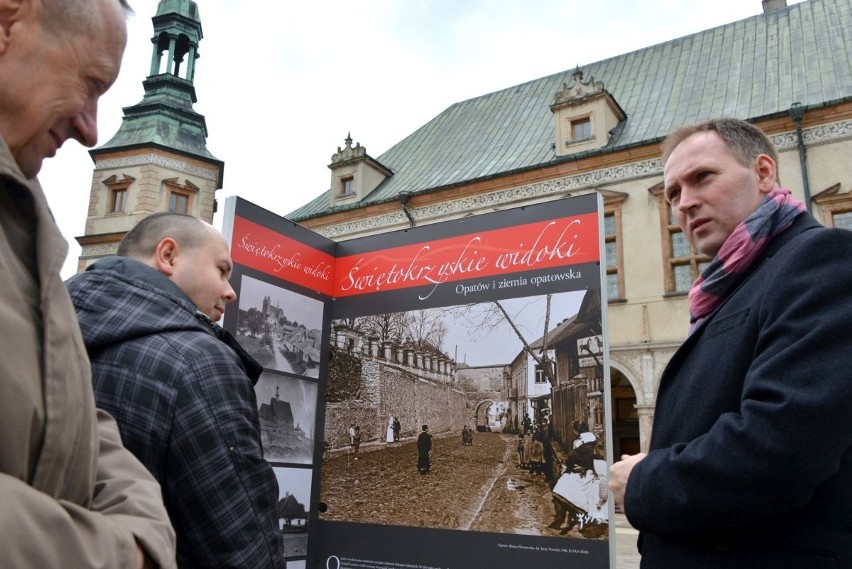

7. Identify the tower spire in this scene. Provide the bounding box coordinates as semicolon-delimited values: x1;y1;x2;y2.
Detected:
93;0;222;176
150;0;202;82
76;1;224;272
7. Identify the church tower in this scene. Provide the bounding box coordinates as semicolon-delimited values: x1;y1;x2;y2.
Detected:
76;0;223;271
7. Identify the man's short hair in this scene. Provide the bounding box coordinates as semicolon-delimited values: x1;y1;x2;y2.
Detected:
661;117;779;168
117;213;207;259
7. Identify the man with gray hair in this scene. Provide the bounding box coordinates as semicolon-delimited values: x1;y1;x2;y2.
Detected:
0;0;176;567
67;213;286;568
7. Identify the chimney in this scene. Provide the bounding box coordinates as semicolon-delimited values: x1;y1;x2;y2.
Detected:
762;0;787;13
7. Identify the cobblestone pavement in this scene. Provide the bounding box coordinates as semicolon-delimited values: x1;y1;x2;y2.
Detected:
614;514;641;569
320;430;643;564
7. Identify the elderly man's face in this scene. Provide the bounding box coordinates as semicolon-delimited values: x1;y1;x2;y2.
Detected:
663;132;772;257
0;0;127;178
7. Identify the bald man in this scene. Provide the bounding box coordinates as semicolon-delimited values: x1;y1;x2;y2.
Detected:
67;213;285;569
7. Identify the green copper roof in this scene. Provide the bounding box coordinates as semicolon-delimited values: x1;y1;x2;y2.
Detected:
156;0;200;22
95;75;220;162
289;0;852;221
92;0;221;183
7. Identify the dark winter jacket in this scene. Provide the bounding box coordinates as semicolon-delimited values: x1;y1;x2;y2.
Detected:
67;256;284;569
625;215;852;568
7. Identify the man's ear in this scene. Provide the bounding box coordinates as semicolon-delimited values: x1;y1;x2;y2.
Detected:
755;154;779;194
0;0;33;54
153;237;179;276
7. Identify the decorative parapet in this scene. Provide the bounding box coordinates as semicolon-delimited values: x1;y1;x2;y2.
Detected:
315;157;662;239
312;117;852;240
80;242;120;259
330;326;456;383
552;67;606;107
330;133;367;165
771;118;852;151
95;152;219;182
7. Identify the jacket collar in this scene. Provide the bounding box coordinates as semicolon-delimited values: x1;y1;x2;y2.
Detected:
85;256;196;309
84;256;264;384
663;213;820;376
0;137;25;181
0;136;69;287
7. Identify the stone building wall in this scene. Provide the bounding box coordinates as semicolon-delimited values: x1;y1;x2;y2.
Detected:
323;330;468;449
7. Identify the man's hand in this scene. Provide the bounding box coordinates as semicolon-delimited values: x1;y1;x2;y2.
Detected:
609;453;647;512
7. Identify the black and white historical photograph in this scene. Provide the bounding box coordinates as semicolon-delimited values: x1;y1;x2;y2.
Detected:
319;288;610;540
256;372;318;464
274;466;312;562
235;274;324;378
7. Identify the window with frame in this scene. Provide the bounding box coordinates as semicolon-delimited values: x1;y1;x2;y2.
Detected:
813;183;852;231
110;189;127;213
101;173;134;215
571;117;592;142
833;210;852;230
601;190;627;301
163;178;199;216
650;184;711;294
169;191;190;214
534;361;554;384
340;176;354;196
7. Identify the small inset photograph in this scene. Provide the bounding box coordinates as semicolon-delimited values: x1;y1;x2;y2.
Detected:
235;274;324;378
256;372;318;464
274;466;312;562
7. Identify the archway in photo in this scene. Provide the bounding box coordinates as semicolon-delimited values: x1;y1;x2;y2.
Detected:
473;399;507;432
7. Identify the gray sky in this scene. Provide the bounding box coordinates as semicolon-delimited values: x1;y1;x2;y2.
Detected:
273;465;312;505
40;1;803;278
443;290;586;366
238;274;324;331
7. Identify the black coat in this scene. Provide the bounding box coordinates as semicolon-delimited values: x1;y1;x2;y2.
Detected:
625;215;852;568
417;432;432;471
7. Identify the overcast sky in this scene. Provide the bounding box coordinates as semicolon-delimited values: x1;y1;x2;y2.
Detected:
238;274;324;331
40;0;803;278
443;290;585;366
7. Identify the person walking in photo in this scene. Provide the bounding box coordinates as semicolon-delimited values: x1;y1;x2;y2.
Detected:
610;118;852;567
353;426;362;458
417;425;433;474
386;415;395;443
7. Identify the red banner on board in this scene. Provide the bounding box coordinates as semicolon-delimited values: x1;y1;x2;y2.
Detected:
334;213;599;297
230;216;336;296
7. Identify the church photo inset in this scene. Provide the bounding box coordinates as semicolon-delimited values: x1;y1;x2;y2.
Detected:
235;274;323;378
255;372;318;465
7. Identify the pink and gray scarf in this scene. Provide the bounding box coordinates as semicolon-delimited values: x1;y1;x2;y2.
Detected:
688;188;806;333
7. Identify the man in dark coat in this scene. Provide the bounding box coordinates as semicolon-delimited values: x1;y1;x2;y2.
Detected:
67;213;285;569
610;118;852;568
417;425;433;474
